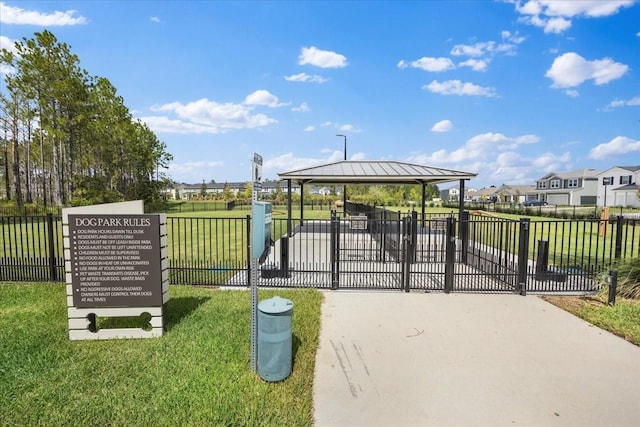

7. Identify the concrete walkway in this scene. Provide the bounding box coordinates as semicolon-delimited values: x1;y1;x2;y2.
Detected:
313;292;640;426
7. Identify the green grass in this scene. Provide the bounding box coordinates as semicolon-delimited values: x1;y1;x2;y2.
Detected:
467;211;639;267
0;283;323;426
576;297;640;345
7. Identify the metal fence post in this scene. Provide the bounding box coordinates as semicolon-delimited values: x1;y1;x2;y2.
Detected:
459;210;469;263
46;213;58;282
444;216;455;293
410;210;417;264
517;218;530;295
614;215;623;259
608;270;617;306
330;211;338;290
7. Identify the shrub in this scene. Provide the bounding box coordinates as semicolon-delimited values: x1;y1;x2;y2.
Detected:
616;257;640;300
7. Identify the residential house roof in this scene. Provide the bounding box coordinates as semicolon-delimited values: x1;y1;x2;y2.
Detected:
538;168;601;181
597;165;640;175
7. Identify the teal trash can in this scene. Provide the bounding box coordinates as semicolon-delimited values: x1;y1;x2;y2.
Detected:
258;296;293;382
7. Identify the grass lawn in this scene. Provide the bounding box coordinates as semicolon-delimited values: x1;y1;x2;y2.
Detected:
0;283;323;426
543;293;640;346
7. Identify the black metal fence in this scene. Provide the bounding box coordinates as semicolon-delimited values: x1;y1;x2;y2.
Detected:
1;212;637;294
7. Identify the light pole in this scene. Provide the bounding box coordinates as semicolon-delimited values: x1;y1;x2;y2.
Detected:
336;134;347;160
336;134;347;216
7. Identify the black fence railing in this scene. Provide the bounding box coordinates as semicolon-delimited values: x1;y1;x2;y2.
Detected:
0;214;65;282
1;213;637;292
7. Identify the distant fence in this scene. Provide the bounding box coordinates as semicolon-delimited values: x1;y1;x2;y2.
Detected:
1;212;638;286
446;201;640;220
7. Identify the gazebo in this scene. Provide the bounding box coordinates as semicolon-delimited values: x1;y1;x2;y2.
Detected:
278;160;477;233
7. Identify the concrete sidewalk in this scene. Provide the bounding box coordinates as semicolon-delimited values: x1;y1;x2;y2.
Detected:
313;292;640;426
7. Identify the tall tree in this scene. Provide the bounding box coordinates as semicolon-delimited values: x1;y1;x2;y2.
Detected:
1;31;172;208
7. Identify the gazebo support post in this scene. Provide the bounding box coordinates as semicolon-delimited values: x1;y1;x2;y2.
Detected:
421;183;426;227
300;182;305;228
458;179;465;219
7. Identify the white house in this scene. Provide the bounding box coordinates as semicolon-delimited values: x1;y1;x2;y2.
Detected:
533;169;601;206
596;166;640;207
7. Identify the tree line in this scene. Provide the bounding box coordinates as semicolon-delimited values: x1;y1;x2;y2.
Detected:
0;31;172;210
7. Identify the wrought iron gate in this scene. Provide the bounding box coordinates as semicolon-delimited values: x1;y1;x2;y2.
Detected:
329;211;526;293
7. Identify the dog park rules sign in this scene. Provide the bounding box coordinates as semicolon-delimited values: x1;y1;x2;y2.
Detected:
68;214;163;308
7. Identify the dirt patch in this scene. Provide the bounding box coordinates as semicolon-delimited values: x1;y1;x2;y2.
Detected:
541;295;607;313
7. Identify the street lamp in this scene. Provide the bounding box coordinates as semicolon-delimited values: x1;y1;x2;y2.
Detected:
336;134;347;216
336;134;347;160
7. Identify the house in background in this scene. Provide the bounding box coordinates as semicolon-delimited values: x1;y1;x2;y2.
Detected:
533;168;601;206
493;184;535;203
597;166;640;207
168;181;301;200
440;185;479;202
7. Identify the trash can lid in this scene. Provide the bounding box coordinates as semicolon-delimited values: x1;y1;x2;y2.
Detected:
259;296;293;314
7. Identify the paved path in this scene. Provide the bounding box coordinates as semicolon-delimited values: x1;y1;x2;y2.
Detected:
313;292;640;426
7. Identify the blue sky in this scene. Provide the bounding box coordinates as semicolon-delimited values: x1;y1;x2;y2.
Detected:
1;1;639;189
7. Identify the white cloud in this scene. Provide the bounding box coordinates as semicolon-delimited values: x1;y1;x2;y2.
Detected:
150;16;161;23
338;123;357;132
303;125;315;132
138;116;223;134
0;64;14;76
467;132;540;149
589;136;640;159
459;58;489;72
292;102;310;112
407;133;572;187
545;52;628;88
424;80;497;97
0;36;16;75
605;96;640;109
0;2;87;25
448;33;523;71
298;46;347;68
501;30;526;44
244;90;285;107
168;160;224;178
320;121;362;133
513;0;635;34
413;132;539;165
0;35;16;53
397;57;455;72
565;89;579;97
144;97;277;134
431;120;453;132
284;73;328;83
264;151;351;176
451;41;496;57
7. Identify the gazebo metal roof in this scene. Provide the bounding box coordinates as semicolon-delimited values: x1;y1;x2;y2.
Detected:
278;160;476;185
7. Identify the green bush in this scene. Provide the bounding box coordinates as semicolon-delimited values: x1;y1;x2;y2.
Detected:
615;257;640;300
